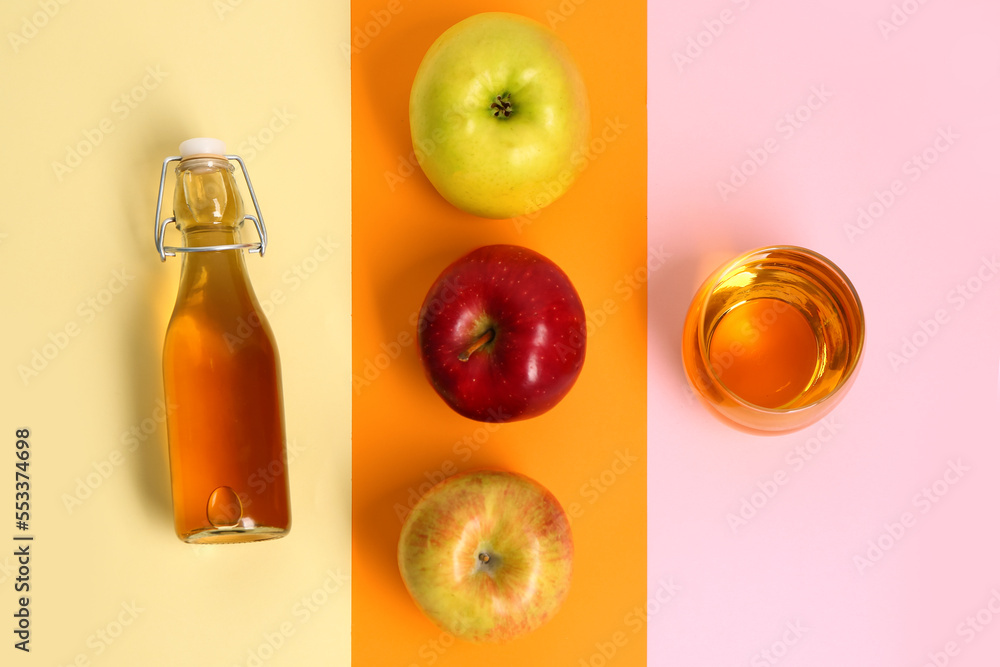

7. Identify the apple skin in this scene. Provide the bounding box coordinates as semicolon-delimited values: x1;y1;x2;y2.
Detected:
417;244;586;422
397;469;573;642
409;12;590;219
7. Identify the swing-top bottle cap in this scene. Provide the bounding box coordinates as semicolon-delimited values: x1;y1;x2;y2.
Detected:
179;137;227;159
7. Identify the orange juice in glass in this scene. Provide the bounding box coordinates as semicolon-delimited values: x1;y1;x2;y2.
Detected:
682;246;864;434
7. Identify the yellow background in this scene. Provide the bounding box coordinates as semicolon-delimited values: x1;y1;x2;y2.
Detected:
0;1;351;664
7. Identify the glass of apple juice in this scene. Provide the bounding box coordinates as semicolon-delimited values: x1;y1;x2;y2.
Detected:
682;246;865;434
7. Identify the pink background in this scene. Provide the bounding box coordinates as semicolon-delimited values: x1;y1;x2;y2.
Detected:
648;1;1000;665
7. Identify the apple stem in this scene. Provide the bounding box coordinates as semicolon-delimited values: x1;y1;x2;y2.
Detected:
458;329;495;362
478;553;490;564
490;93;512;118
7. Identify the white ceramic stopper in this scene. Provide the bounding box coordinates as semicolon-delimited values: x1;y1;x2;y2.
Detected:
179;137;227;158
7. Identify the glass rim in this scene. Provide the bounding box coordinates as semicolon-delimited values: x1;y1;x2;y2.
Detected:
694;244;866;415
175;155;235;173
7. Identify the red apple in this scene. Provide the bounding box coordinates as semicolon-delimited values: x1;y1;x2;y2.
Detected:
417;244;586;422
397;469;573;642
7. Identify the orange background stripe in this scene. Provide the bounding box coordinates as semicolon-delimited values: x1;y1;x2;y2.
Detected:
351;0;647;663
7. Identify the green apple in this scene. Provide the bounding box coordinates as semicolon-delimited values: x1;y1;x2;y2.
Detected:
409;12;590;219
397;470;573;642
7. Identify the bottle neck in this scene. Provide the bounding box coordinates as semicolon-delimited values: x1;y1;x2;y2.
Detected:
171;157;256;301
179;225;243;249
173;157;245;233
176;240;252;293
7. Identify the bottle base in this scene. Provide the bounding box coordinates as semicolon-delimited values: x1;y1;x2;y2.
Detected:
181;525;289;544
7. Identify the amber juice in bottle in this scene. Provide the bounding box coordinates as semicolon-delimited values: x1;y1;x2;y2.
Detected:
161;142;290;543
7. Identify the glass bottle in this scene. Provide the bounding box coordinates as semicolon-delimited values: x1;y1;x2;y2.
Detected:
154;138;290;543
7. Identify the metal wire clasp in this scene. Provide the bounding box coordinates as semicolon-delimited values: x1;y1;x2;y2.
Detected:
153;154;268;262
